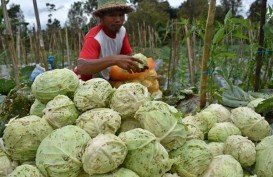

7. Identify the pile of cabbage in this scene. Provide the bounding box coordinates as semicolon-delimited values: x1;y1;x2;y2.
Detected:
0;68;273;177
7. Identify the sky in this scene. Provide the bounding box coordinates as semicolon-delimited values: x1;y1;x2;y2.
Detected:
3;0;273;29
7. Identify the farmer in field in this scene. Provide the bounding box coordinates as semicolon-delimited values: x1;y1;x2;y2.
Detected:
75;0;143;81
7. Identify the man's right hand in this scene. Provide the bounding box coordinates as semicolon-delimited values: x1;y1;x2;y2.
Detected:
113;55;144;73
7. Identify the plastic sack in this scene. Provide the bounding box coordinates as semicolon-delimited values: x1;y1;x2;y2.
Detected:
30;64;45;81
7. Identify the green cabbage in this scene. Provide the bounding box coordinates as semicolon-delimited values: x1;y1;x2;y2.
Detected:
90;167;139;177
0;148;18;177
7;164;44;177
201;155;243;177
254;135;273;177
231;107;271;141
169;139;213;177
182;117;204;140
119;128;173;177
134;101;187;151
207;142;225;157
31;68;79;104
43;95;79;129
203;103;231;122
3;116;53;162
36;125;91;177
207;122;241;142
224;135;256;167
182;110;217;134
82;134;127;175
74;78;113;112
110;83;150;119
76;108;121;138
117;117;141;134
29;99;46;117
133;53;148;69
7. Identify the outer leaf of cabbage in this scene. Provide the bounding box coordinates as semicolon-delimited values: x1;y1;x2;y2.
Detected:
119;128;173;177
169;139;213;177
203;103;231;122
29;99;46;117
82;134;127;175
0;149;18;177
76;108;121;138
133;53;148;69
207;122;241;142
134;101;187;151
231;107;271;141
31;68;79;104
182;118;204;140
201;155;244;177
207;142;225;157
110;83;150;119
182;110;217;134
43;95;79;129
90;167;140;177
254;135;273;177
74;78;113;112
3;116;53;162
224;135;256;167
117;118;141;134
7;164;44;177
162;173;181;177
36;125;91;177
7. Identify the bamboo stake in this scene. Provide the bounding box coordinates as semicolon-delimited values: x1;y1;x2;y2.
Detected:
1;0;20;86
254;0;267;91
65;25;71;68
185;25;195;86
16;27;21;66
33;0;48;71
199;0;216;109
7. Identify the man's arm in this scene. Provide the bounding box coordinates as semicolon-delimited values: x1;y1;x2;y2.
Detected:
77;55;143;75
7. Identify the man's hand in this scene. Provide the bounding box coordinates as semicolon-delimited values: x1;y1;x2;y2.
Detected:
113;55;144;73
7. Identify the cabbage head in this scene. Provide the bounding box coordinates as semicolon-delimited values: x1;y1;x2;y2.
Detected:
36;125;91;177
0;148;18;177
76;108;121;138
31;68;79;104
224;135;256;167
82;134;127;175
3;116;53;162
182;117;204;140
231;107;271;141
110;83;150;118
117;117;141;134
133;53;148;69
207;122;241;142
182;110;217;133
119;128;173;177
7;164;44;177
29;99;46;117
43;95;79;129
134;101;187;151
203;103;231;122
74;78;113;112
169;139;213;177
207;142;225;157
201;155;243;177
163;173;180;177
89;167;139;177
254;135;273;177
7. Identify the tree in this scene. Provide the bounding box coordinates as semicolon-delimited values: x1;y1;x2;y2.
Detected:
247;0;261;22
219;0;242;17
177;0;209;23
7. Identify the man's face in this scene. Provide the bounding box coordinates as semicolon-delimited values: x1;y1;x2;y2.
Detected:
101;10;126;34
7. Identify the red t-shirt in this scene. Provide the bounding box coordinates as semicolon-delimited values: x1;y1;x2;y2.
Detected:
75;23;132;81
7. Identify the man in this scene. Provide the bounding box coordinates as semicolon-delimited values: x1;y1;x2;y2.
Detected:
75;0;143;81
